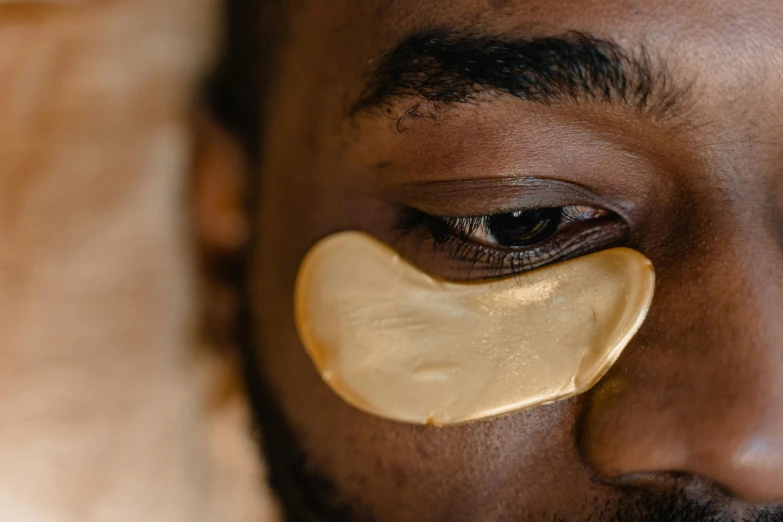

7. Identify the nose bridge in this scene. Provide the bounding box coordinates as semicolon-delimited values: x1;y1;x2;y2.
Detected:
580;239;783;503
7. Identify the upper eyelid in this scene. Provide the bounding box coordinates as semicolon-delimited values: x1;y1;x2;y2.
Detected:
389;178;622;218
436;203;602;221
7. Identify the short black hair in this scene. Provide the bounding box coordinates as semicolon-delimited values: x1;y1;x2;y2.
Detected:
206;0;288;164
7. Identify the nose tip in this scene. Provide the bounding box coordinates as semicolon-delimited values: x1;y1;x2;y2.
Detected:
711;436;783;503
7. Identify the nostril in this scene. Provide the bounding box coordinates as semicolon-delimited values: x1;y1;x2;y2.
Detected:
586;469;783;520
600;470;735;499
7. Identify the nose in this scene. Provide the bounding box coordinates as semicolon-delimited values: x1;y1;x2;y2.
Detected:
579;240;783;504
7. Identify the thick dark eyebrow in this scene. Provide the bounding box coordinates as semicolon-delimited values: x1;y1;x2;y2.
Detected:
351;30;686;120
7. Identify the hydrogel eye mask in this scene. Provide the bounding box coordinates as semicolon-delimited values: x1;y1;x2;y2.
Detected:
295;231;655;426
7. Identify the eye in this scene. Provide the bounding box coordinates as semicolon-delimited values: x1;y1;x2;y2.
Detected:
473;206;610;249
482;208;561;247
395;204;625;280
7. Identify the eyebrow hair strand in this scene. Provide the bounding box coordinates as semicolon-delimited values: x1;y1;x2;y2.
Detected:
351;30;686;120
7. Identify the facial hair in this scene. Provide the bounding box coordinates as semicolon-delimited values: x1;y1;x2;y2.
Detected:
574;495;783;522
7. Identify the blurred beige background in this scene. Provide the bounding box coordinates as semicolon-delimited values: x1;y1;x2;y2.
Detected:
0;1;277;520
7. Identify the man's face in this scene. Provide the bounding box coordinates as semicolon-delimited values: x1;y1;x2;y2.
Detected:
249;0;783;520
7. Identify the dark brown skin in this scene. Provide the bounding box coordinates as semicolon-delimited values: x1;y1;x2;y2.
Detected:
202;0;783;520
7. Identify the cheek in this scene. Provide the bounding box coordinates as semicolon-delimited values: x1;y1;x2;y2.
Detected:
251;161;640;519
259;322;599;522
253;236;617;520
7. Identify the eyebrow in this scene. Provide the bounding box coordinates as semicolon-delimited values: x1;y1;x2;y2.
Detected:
351;30;687;120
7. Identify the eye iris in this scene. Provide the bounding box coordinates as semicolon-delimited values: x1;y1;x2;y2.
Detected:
487;208;562;247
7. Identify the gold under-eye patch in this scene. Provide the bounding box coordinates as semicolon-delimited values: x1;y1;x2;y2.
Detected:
295;232;655;426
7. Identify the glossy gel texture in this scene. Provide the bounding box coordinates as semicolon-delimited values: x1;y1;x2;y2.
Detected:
295;232;655;426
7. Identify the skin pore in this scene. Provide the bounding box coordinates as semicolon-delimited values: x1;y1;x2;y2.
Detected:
204;0;783;520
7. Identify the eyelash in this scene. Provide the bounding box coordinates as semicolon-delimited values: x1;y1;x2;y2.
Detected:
396;206;627;279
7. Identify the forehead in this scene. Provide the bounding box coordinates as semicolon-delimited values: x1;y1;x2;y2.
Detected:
288;0;782;49
274;0;782;113
264;0;783;192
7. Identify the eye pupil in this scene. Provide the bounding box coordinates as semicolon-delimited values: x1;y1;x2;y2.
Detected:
487;208;562;247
